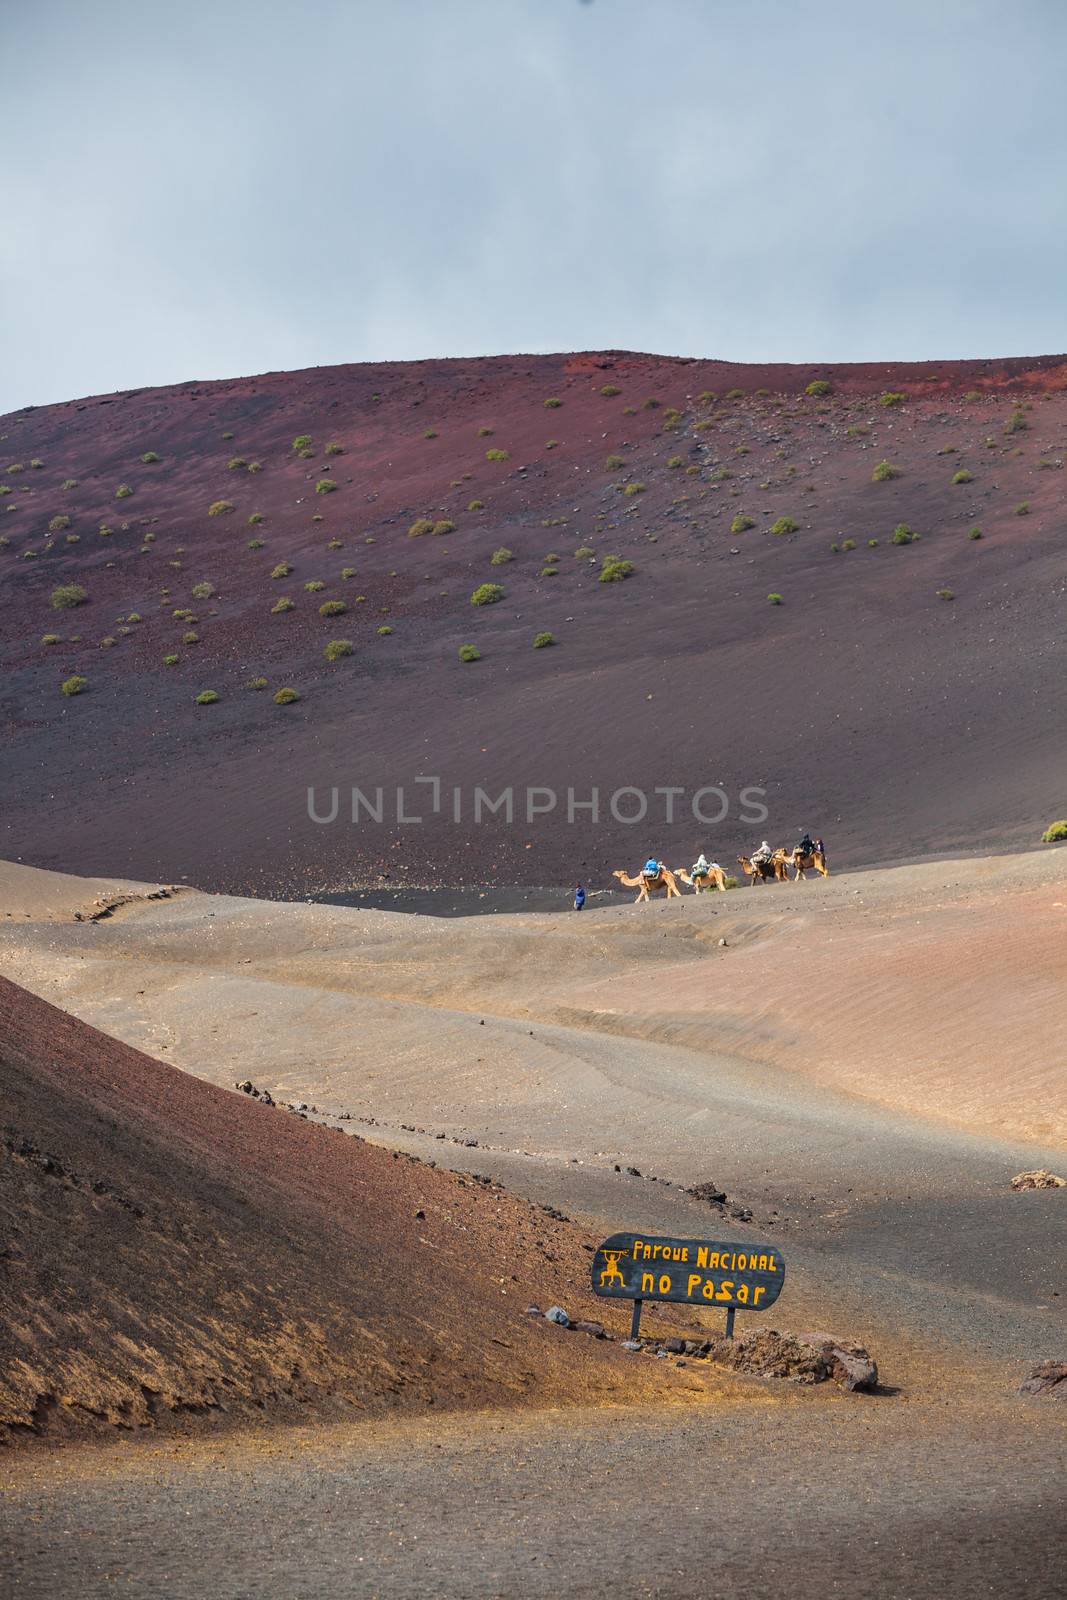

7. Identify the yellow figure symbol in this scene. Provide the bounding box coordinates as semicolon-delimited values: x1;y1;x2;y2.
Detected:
599;1250;626;1290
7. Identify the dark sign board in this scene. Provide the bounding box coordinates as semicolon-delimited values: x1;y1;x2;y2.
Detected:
591;1232;785;1314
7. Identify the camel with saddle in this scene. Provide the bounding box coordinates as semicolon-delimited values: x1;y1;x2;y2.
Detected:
674;864;727;893
612;867;683;902
737;851;790;885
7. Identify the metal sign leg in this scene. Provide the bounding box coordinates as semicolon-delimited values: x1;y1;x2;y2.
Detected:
724;1307;736;1341
630;1298;643;1341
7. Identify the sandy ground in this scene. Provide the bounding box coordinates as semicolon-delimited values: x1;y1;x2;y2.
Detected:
2;850;1065;1596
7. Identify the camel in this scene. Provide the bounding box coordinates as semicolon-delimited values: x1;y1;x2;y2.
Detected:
737;852;788;886
612;867;683;902
790;847;829;881
674;865;727;893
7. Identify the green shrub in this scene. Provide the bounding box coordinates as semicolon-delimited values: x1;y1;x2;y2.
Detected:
432;519;455;536
490;547;513;565
141;451;160;464
879;391;905;407
61;675;87;697
769;516;798;536
544;396;562;408
574;545;595;559
247;461;262;473
1004;408;1028;435
696;390;716;405
297;447;314;459
51;583;87;609
30;459;44;469
768;592;783;605
951;468;973;484
964;390;982;403
248;512;264;524
600;384;621;397
271;562;292;578
222;431;234;441
458;643;480;662
315;478;337;494
891;524;918;544
605;454;625;470
470;583;504;606
324;639;354;660
709;466;732;482
163;653;179;666
273;687;300;704
662;409;684;429
341;566;356;579
126;612;141;624
468;498;485;511
805;379;832;397
871;460;901;481
6;463;23;474
195;690;219;705
248;538;265;550
319;599;347;616
304;580;325;592
532;631;555;648
477;426;493;437
327;538;343;549
540;566;558;577
41;633;61;645
730;514;755;533
182;630;200;644
868;539;879;547
599;557;634;583
485;447;509;462
246;676;268;690
968;526;982;539
292;435;312;451
408;517;435;537
847;423;870;438
666;455;683;468
377;624;392;636
228;456;247;470
643;397;660;409
726;388;744;400
936;588;954;601
191;581;214;600
623;481;645;496
271;598;294;614
423;429;438;439
324;442;343;455
208;500;234;516
115;483;133;498
1014;500;1030;515
1041;821;1067;843
48;515;70;533
841;538;856;551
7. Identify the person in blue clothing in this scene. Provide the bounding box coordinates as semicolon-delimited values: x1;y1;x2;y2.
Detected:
643;857;660;878
573;882;586;911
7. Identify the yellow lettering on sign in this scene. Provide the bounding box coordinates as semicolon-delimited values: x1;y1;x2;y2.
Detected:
753;1286;766;1305
658;1274;672;1295
702;1280;716;1302
686;1273;702;1297
736;1283;750;1304
696;1246;709;1269
641;1272;655;1294
715;1279;735;1302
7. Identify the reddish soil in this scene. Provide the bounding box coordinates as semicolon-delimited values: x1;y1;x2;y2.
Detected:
0;974;697;1445
1;350;1066;893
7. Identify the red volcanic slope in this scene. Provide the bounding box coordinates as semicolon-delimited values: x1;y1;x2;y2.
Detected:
0;974;666;1442
1;350;1066;893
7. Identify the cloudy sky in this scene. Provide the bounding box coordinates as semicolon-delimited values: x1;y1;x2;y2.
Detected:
3;0;1065;413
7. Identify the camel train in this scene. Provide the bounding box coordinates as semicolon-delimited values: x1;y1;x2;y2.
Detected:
612;846;828;903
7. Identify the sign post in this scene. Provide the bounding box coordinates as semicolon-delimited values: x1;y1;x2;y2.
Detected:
591;1231;785;1340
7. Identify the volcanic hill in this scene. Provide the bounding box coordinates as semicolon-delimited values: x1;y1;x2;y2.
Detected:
0;973;685;1444
2;351;1066;893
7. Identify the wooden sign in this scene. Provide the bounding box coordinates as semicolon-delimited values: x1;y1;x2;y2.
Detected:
591;1231;785;1339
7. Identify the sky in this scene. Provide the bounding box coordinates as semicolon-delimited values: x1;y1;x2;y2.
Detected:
3;0;1066;413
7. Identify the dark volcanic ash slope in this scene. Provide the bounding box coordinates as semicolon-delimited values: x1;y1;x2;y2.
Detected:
0;975;666;1443
1;351;1066;892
